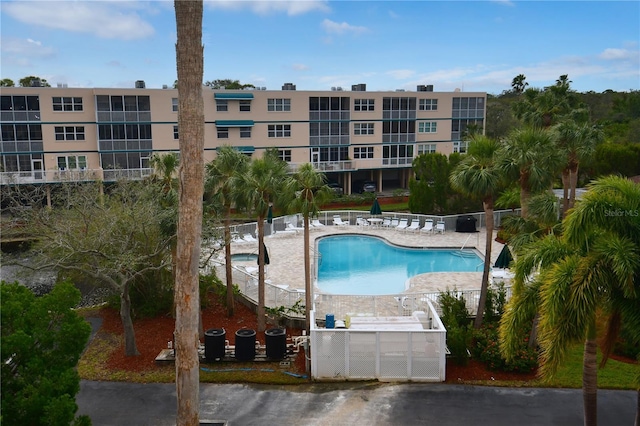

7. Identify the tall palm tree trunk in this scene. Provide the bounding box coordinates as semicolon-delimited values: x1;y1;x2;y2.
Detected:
257;218;266;332
583;321;598;426
224;206;234;317
474;200;494;329
174;1;204;424
561;168;571;218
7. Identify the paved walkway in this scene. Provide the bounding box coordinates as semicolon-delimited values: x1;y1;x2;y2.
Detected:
77;380;636;426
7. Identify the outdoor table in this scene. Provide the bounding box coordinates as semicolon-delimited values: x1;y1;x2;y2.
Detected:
367;218;383;228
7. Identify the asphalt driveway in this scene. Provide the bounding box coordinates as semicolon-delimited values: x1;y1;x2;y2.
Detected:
77;380;636;426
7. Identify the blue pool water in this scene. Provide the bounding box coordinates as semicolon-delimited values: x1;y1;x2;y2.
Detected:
316;235;482;295
231;253;258;262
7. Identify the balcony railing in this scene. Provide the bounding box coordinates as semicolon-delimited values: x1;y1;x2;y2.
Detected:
0;168;154;185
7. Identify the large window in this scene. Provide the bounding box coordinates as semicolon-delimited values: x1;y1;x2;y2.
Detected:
268;124;291;138
383;144;413;165
354;99;374;111
1;95;40;121
53;97;83;112
354;122;374;135
216;100;228;112
95;95;150;122
240;127;251;138
267;98;291;112
417;144;437;155
353;146;374;159
57;155;87;170
172;98;178;112
278;149;291;162
453;141;469;153
55;126;85;141
217;127;229;139
310;146;349;162
418;121;437;133
239;100;251;112
419;99;437;111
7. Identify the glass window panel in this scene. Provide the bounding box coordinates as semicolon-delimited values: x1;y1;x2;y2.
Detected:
1;96;13;111
97;95;110;111
137;96;150;111
13;96;27;111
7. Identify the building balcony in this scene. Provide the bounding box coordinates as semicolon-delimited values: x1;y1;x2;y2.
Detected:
0;168;153;185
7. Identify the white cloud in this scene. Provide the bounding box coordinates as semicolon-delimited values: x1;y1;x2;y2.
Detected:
205;0;330;16
292;63;310;71
2;2;154;40
1;37;55;58
321;19;368;35
386;69;415;80
599;48;638;61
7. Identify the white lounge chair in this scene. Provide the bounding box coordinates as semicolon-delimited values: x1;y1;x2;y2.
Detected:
285;222;304;233
232;233;246;243
356;216;370;227
381;217;392;228
420;219;434;234
311;218;325;228
406;220;421;232
333;215;348;226
435;221;446;234
243;233;258;242
395;218;408;231
390;218;399;228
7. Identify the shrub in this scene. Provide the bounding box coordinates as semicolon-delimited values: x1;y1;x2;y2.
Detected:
439;290;472;365
472;324;537;373
483;283;507;325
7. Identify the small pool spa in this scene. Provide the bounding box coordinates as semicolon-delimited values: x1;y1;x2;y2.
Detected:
316;234;482;295
231;253;258;262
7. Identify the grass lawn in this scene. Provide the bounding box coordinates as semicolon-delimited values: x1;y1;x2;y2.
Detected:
543;344;638;390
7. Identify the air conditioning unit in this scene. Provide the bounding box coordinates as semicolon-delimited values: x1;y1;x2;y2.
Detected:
162;84;168;89
426;85;434;92
351;83;366;91
135;80;146;89
282;83;296;90
336;87;343;91
331;87;336;91
417;85;427;92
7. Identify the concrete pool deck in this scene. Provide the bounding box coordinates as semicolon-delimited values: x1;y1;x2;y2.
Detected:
229;222;509;296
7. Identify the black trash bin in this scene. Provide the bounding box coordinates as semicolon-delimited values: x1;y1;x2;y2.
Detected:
234;329;256;361
455;215;477;233
265;328;287;360
204;328;226;362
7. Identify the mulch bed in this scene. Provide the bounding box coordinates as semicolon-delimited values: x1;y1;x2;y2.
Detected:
93;293;540;384
95;292;307;375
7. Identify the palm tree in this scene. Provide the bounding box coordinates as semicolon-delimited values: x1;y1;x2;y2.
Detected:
511;74;528;94
498;126;562;218
289;163;332;334
554;121;604;215
174;0;204;424
450;135;504;328
500;176;640;426
205;146;249;317
233;151;293;331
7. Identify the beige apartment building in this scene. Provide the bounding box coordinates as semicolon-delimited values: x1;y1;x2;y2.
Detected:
0;81;486;194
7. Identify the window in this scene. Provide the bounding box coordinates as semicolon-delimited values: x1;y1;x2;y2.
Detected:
418;121;437;133
240;127;251;138
216;100;228;112
54;126;85;141
354;122;374;135
268;124;291;138
267;98;291;112
453;141;468;153
239;100;251;112
173;125;179;140
417;144;437;155
278;149;291;162
353;146;374;159
52;97;83;112
354;99;374;111
217;127;229;139
57;155;87;170
382;144;414;165
172;98;178;112
419;99;437;111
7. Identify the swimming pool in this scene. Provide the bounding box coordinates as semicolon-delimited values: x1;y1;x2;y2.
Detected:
231;253;258;262
316;235;482;295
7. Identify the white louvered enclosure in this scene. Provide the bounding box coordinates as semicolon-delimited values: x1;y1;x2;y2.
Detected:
310;299;446;382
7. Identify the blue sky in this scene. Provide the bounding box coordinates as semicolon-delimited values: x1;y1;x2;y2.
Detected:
1;1;638;94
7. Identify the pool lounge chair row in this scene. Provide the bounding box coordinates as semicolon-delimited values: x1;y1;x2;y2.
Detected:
378;217;445;234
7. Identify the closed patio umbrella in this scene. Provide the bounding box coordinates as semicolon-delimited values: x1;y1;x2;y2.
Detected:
494;244;513;269
370;198;382;216
258;242;270;265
